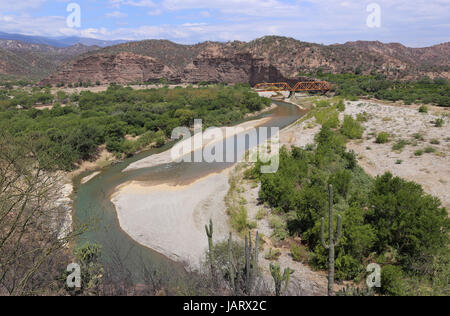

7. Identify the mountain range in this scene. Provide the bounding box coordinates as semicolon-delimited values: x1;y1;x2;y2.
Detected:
0;33;448;84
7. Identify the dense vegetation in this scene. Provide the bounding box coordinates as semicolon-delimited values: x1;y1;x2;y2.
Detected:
248;122;449;295
301;73;450;107
0;84;271;170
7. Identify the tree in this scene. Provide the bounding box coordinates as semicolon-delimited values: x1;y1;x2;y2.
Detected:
367;172;449;265
0;133;82;295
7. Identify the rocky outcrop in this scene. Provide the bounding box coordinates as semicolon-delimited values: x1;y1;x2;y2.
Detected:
180;51;287;85
40;52;177;85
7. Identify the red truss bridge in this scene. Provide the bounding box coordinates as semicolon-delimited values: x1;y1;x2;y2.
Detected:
253;81;331;93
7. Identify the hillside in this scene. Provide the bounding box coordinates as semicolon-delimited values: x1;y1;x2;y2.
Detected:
0;40;100;80
39;36;450;86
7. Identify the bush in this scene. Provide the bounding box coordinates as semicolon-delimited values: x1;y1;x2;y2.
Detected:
380;265;405;296
418;105;428;113
376;132;390;144
268;215;289;240
435;118;444;127
231;206;251;233
392;139;409;152
341;115;364;139
264;248;281;261
367;172;449;265
290;242;306;262
336;100;346;112
414;149;424;156
430;139;440;145
424;146;436;153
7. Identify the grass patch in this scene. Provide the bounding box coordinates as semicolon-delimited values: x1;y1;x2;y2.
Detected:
392;139;410;152
341;115;364;139
414;150;424;156
419;105;428;113
264;248;281;261
268;215;289;240
430;139;440;145
434;118;444;127
376;132;390;144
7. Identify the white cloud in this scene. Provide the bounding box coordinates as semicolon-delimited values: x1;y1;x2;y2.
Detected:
106;11;128;18
148;9;162;16
162;0;305;17
109;0;157;7
0;0;46;11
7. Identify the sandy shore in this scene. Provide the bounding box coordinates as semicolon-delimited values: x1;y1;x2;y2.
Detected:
111;171;232;268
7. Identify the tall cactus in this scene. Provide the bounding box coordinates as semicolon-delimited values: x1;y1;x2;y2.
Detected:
244;231;259;293
228;231;259;295
321;184;342;296
269;263;294;296
228;232;236;293
205;219;214;276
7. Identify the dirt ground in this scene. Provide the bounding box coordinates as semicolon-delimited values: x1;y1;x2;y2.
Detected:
343;100;450;209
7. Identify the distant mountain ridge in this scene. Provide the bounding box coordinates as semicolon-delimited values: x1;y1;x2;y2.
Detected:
0;32;127;48
41;36;450;86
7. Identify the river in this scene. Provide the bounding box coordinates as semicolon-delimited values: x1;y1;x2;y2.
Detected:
72;100;305;280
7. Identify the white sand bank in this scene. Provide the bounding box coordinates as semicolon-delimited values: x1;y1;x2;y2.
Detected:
111;171;232;268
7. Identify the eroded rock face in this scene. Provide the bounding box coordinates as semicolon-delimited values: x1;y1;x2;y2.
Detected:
40;52;177;85
180;51;287;85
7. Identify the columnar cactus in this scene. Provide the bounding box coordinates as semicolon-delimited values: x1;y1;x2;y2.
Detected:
321;184;342;296
228;232;236;293
205;219;214;275
269;263;294;296
228;231;259;295
244;231;259;293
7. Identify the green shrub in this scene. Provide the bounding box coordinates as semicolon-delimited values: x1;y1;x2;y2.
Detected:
231;206;250;233
315;108;339;128
341;115;364;139
435;118;444;127
315;99;331;108
264;248;281;261
418;105;428;113
268;215;289;240
380;265;405;296
336;100;346;112
430;139;440;145
392;139;409;152
376;132;390;144
356;112;370;122
414;149;424;156
290;242;306;262
424;146;436;153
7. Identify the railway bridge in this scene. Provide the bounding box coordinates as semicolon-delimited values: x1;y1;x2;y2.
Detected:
254;81;331;97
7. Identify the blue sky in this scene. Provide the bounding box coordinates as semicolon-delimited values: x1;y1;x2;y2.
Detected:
0;0;448;47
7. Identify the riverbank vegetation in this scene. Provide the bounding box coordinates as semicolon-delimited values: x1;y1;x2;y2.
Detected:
300;73;450;107
247;117;449;295
0;84;270;171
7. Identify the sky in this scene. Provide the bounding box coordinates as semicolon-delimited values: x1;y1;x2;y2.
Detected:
0;0;448;47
